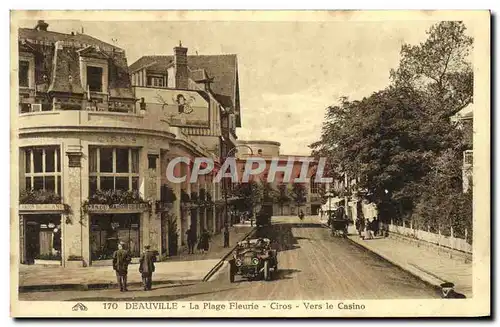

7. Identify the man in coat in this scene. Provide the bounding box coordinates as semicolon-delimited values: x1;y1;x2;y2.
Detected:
139;245;156;291
223;224;230;248
186;226;197;254
440;282;467;299
112;243;131;292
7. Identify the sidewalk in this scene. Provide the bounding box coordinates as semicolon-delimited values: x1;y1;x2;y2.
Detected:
347;234;473;298
168;225;255;262
316;215;472;297
19;225;254;292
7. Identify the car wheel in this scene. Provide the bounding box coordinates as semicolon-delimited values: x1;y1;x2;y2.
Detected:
264;260;270;281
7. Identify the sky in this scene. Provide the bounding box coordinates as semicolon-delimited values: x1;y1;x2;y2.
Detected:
19;19;444;155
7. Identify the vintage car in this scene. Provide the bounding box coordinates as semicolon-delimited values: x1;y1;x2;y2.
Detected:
229;238;278;282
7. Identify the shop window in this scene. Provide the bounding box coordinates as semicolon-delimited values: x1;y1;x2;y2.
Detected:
89;147;140;194
19;60;30;87
90;214;140;260
23;147;61;194
23;214;62;264
87;66;103;92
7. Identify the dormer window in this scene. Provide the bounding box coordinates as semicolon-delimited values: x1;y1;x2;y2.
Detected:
79;52;108;95
87;66;103;92
18;53;35;89
147;75;165;87
19;60;30;87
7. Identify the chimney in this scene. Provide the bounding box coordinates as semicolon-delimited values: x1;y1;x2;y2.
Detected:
174;41;188;89
34;20;49;31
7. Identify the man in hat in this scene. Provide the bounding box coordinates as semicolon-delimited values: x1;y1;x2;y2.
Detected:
112;243;131;292
440;282;466;299
139;245;156;291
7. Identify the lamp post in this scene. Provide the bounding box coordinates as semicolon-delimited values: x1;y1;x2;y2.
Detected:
222;145;254;227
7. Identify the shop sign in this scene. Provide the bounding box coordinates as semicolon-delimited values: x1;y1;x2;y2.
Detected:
19;204;65;211
86;203;149;212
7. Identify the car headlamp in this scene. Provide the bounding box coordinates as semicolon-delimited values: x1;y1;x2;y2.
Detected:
235;259;242;266
252;257;260;265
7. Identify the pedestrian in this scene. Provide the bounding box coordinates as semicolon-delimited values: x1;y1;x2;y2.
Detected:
223;224;230;248
139;245;156;291
359;218;366;239
373;217;380;237
364;219;372;240
440;282;466;299
186;226;196;254
112;242;131;292
369;219;375;239
200;229;211;254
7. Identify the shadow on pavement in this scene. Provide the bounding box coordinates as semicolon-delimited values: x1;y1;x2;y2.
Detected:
254;224;301;252
273;268;301;281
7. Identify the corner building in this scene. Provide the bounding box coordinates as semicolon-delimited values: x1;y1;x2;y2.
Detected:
16;21;239;268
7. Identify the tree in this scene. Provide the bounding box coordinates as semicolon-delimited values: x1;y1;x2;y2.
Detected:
262;182;279;204
390;21;473;118
310;21;473;225
276;183;291;215
290;183;307;212
232;181;264;214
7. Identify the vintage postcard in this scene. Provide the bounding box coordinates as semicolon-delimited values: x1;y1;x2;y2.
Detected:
10;10;490;318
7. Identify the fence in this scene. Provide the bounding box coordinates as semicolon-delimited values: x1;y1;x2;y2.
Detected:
389;220;472;254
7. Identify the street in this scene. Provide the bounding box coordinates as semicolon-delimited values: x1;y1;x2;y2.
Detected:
19;216;440;301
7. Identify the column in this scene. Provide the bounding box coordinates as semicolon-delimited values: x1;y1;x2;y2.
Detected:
63;143;86;267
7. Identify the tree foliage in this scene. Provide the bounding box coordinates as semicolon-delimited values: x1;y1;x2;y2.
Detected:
311;21;473;230
290;183;307;209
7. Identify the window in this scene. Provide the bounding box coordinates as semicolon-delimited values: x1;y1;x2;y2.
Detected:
464;150;473;166
148;155;157;170
310;175;321;194
87;66;103;92
147;75;165;87
89;147;140;194
24;147;61;194
19;60;30;87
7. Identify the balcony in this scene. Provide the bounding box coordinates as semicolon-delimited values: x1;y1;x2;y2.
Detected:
18;102;173;138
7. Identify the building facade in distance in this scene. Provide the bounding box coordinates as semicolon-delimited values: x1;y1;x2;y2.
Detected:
234;140;326;216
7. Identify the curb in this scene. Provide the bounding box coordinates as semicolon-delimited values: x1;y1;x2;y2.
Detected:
317;220;446;294
202;227;257;282
346;235;446;291
19;279;201;293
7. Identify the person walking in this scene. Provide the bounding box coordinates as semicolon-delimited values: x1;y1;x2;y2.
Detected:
364;219;372;240
223;224;230;248
139;245;156;291
112;243;131;292
359;218;366;239
186;226;196;254
200;229;211;254
373;217;380;237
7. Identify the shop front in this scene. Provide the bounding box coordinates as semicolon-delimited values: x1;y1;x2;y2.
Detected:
19;204;65;265
90;213;141;261
85;203;149;265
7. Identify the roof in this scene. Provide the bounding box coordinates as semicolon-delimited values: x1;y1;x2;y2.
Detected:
19;28;120;52
129;54;239;110
237;140;281;146
18;27;134;99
